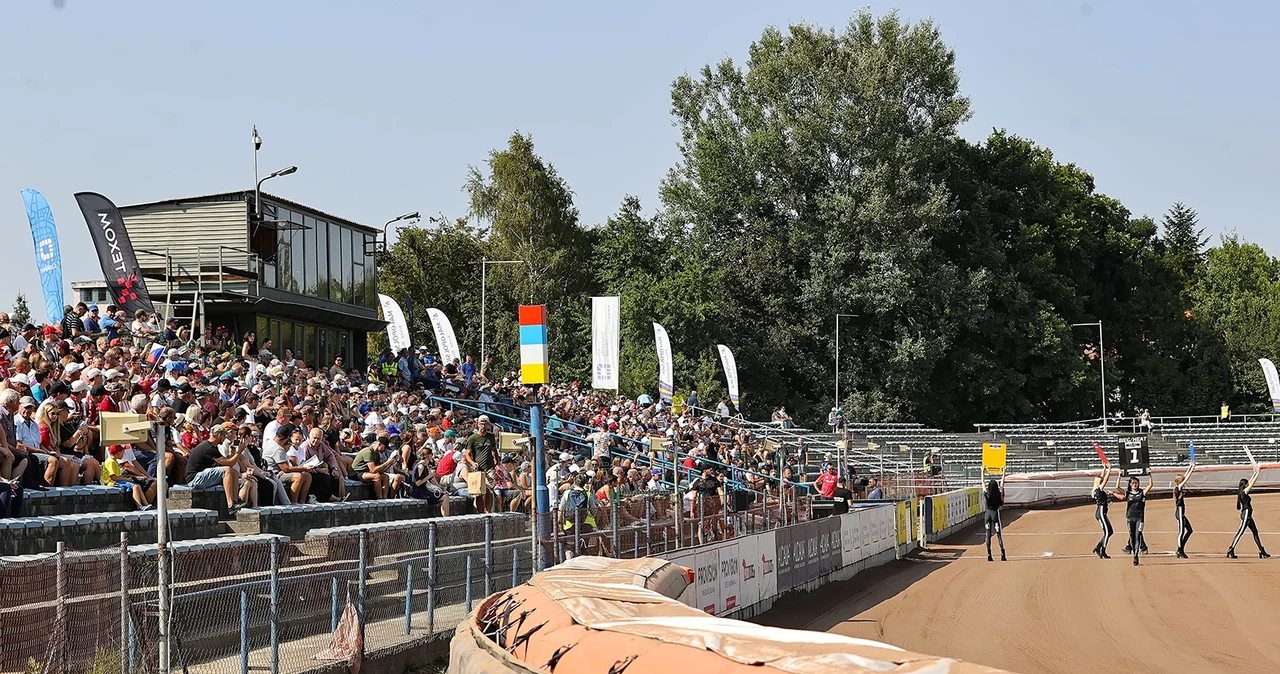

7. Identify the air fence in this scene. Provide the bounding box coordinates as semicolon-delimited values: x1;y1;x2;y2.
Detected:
0;484;984;674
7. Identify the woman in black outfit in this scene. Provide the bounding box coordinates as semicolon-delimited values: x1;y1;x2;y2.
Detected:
1228;465;1269;559
984;478;1006;562
1113;475;1153;566
1172;463;1195;558
1092;466;1114;559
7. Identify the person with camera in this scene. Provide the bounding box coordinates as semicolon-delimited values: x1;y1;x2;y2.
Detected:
349;435;403;499
184;422;253;513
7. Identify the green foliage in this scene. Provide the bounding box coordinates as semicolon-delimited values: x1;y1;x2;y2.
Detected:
12;292;31;327
371;11;1280;427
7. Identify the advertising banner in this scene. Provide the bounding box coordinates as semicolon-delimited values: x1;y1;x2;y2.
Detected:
757;530;778;601
736;535;760;609
1261;358;1280;412
74;192;155;316
841;511;856;566
20;189;65;324
591;296;620;389
426;307;461;366
378;295;412;354
820;516;839;576
653;322;674;402
774;525;793;594
802;520;821;584
717;541;741;614
716;344;740;407
895;501;909;545
694;547;721;614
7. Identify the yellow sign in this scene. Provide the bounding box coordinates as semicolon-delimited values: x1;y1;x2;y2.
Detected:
966;487;981;517
931;497;947;535
895;501;909;545
982;443;1007;475
909;499;918;541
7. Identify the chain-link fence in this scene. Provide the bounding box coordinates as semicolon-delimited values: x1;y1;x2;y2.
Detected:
0;519;534;674
2;489;817;674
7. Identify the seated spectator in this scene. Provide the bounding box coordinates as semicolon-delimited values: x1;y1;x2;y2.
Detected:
184;423;252;513
39;399;100;485
409;446;451;516
102;444;154;510
349;436;403;499
264;424;311;503
289;427;336;502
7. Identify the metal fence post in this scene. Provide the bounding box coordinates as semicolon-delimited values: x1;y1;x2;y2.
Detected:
645;500;652;557
358;529;368;659
426;522;436;634
573;507;581;556
464;555;473;615
511;547;518;587
239;591;249;674
119;533;130;674
269;537;280;674
611;498;619;557
484;516;493;597
403;563;414;635
330;577;339;633
56;541;67;674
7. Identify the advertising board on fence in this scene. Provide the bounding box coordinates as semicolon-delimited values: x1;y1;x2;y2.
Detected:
661;504;896;616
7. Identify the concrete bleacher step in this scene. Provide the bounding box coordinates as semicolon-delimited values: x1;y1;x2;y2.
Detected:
228;497;473;540
22;485;137;517
168;480;376;521
303;512;528;560
0;509;221;556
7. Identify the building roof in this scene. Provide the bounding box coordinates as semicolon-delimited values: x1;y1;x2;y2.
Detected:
120;190;378;234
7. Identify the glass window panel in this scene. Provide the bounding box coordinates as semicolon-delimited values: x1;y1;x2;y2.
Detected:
316;219;329;300
269;319;281;353
303;325;316;367
281;321;294;357
256;316;269;343
290;227;305;294
330;223;345;303
352;263;364;307
302;217;318;295
340;227;353;304
364;235;377;308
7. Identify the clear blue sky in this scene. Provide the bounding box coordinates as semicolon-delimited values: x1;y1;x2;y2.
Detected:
3;0;1277;320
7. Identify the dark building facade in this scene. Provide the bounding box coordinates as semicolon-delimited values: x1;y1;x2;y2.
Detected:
79;190;384;370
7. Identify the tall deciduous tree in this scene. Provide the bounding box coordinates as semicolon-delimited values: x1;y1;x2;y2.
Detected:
465;133;597;379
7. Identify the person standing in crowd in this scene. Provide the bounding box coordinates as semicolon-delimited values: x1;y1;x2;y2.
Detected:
464;415;498;513
830;476;853;515
866;477;884;499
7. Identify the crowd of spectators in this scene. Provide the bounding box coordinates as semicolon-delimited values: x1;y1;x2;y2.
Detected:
0;302;844;542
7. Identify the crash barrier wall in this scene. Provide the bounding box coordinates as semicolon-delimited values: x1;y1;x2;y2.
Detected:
0;513;529;674
1003;463;1280;507
922;486;984;543
657;502;914;621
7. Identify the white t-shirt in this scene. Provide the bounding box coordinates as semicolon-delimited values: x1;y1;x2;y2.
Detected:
263;438;291;468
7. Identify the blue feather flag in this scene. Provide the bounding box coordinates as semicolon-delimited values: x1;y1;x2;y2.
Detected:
20;189;66;324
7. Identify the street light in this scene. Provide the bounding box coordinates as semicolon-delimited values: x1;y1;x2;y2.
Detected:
834;313;860;412
255;165;298;222
375;211;420;254
1072;321;1107;432
481;257;526;366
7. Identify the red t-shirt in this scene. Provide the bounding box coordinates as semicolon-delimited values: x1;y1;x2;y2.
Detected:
437;451;457;477
815;472;838;498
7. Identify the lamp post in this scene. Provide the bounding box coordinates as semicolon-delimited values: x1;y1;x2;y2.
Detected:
255;165;298;222
834;313;860;412
1072;321;1107;432
252;126;261;200
379;211;420;253
481;258;526;366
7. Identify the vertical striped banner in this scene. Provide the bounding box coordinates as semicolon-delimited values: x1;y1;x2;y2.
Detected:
519;305;549;384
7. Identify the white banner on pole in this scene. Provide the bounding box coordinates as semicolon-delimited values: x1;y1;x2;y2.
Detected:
1260;358;1280;412
591;296;620;390
427;308;461;366
717;344;740;407
654;322;674;402
377;294;411;354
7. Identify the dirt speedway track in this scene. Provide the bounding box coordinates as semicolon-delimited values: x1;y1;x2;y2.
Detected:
758;493;1280;674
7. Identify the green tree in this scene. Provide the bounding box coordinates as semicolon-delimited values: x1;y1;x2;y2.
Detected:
662;11;973;422
374;218;485;360
465;132;597;380
11;292;31;327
